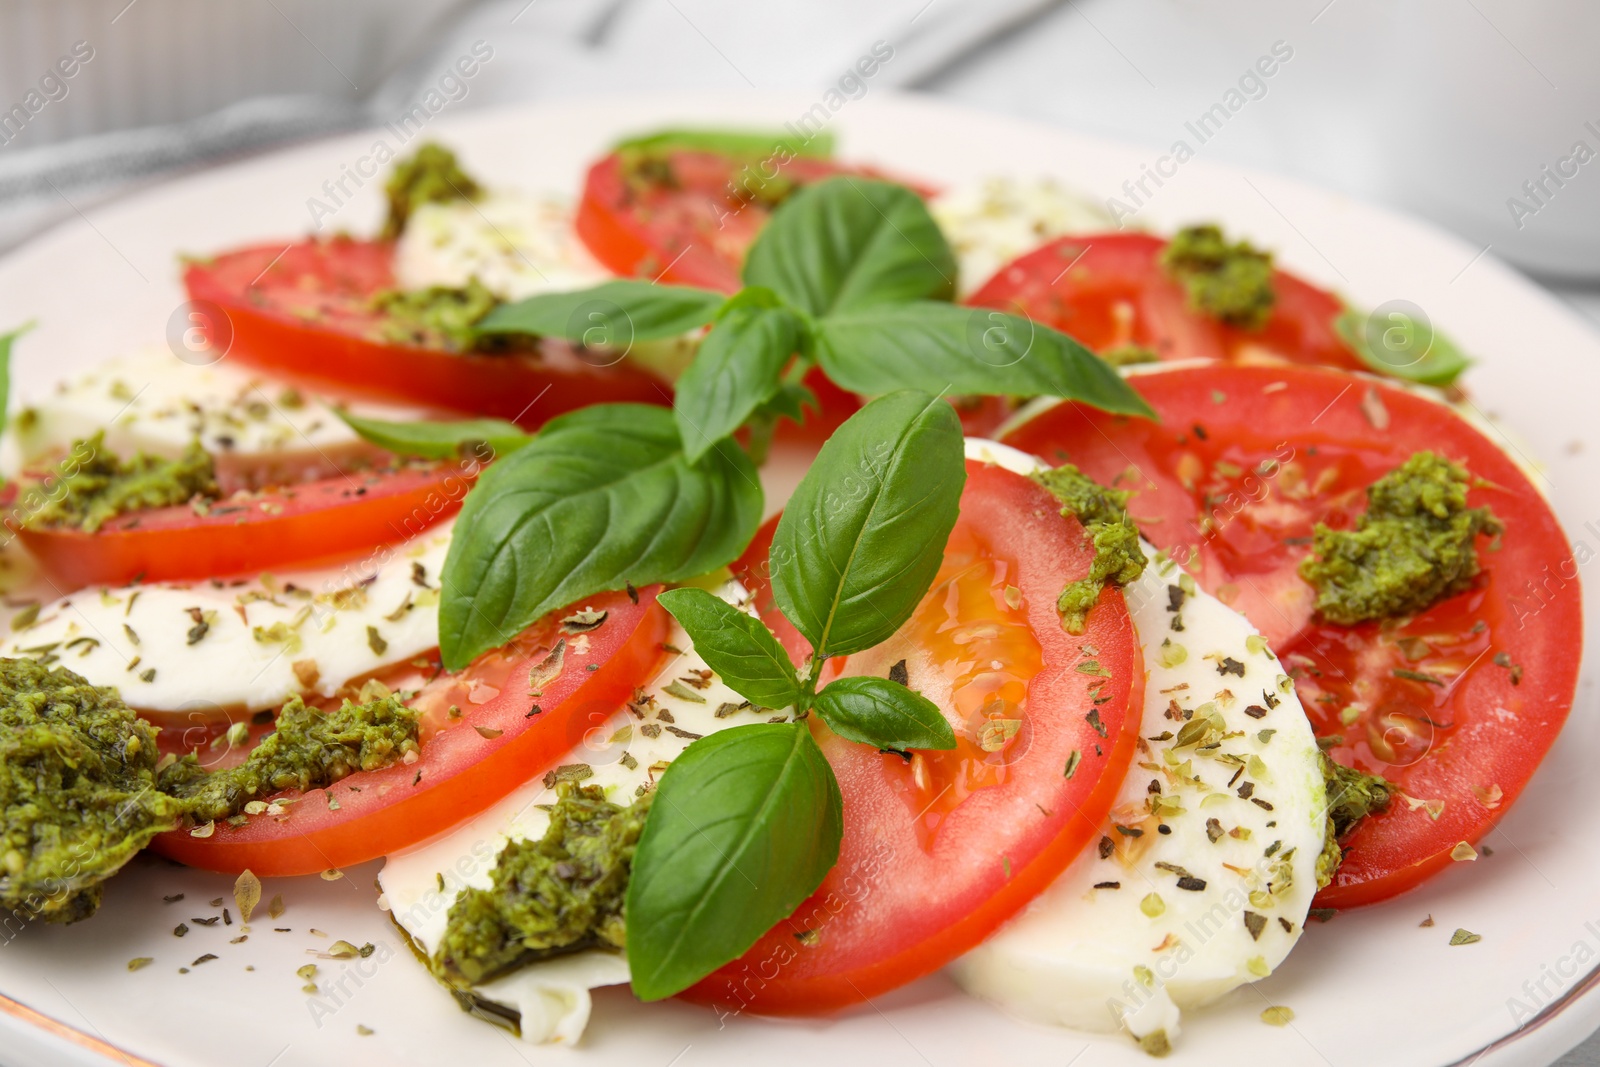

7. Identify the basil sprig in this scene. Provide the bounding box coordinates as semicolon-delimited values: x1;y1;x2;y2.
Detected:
657;390;962;751
475;279;724;345
436;403;761;668
480;176;1152;460
626;721;841;1001
630;391;966;999
336;411;530;460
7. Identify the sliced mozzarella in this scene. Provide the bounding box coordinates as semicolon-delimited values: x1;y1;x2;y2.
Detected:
0;523;452;713
953;440;1326;1051
394;192;611;302
932;177;1115;296
379;580;769;1045
13;348;425;480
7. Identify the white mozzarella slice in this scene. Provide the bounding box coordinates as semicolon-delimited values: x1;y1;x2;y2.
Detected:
379;580;768;1045
953;440;1326;1051
932;177;1115;296
394;192;611;302
474;951;631;1047
0;523;452;713
13;348;425;481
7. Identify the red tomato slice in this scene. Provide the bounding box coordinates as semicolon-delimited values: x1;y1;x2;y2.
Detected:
969;233;1365;372
183;237;670;426
576;149;909;293
14;460;469;587
1002;363;1582;906
151;587;670;875
692;460;1145;1012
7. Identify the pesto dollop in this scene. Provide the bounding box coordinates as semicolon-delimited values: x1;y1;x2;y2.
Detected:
21;432;217;533
382;143;483;240
160;693;419;822
1033;463;1148;634
1099;344;1161;368
1161;223;1276;330
1315;752;1394;887
1299;451;1502;625
0;659;186;923
372;278;504;353
1;661;419;924
433;784;651;987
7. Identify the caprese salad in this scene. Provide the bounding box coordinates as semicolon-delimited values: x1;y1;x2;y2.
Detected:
0;127;1578;1060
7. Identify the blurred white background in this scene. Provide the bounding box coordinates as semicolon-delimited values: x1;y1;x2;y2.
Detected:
0;0;1597;1061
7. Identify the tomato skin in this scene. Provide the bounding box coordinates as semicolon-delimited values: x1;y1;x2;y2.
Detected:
692;461;1144;1012
14;462;469;587
1003;363;1582;906
150;587;670;875
183;238;670;426
969;233;1366;373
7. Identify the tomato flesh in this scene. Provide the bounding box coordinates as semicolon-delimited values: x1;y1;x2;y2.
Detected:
14;461;470;587
692;460;1144;1011
150;587;670;875
969;233;1365;372
1002;364;1582;906
183;237;670;426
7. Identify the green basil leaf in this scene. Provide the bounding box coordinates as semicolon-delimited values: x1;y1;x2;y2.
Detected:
1335;305;1470;387
743;177;956;317
814;302;1155;417
475;280;724;344
675;300;803;462
813;675;955;751
336;411;529;460
613;127;834;160
627;722;842;1001
770;391;965;659
438;404;762;668
0;322;31;442
656;588;803;710
755;380;816;423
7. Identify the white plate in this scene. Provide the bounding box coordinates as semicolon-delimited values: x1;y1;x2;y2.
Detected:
1;92;1598;1067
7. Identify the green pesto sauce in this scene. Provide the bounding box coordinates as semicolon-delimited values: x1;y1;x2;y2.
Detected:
371;278;506;353
161;693;419;822
382;143;483;240
22;432;217;533
0;659;186;924
1315;752;1394;887
1;659;418;924
433;784;651;988
1161;224;1276;331
615;127;821;207
1099;344;1161;368
1299;451;1503;625
1032;464;1148;634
